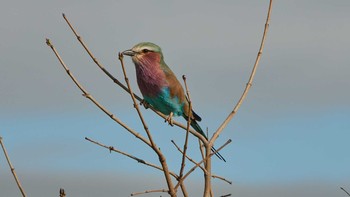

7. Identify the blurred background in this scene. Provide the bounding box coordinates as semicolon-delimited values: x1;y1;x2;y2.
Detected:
1;0;349;196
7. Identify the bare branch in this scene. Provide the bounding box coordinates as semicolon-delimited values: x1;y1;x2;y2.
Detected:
220;194;232;197
131;189;168;196
341;187;350;196
85;137;179;179
45;39;151;147
212;175;232;185
0;136;27;197
61;14;139;100
210;0;274;145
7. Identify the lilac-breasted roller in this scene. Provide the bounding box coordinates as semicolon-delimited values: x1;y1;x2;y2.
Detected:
122;42;225;161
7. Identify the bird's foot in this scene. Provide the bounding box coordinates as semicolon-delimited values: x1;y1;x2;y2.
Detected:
165;112;174;126
140;99;150;109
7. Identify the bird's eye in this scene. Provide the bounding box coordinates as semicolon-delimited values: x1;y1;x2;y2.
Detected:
142;49;150;53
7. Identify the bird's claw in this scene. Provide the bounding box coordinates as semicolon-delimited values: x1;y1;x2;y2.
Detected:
140;100;150;109
165;112;174;126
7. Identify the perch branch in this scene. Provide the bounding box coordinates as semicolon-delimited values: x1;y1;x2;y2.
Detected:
131;189;168;196
0;137;26;197
119;54;176;196
210;0;273;145
45;39;151;147
62;13;207;144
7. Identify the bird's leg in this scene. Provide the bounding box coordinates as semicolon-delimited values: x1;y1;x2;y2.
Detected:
165;112;174;126
140;99;150;109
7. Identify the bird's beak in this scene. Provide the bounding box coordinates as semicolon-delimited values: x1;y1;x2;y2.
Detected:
122;49;135;56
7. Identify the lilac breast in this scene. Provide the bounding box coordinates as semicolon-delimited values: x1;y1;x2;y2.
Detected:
135;61;167;97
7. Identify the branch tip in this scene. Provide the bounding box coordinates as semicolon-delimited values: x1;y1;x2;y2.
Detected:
118;52;123;60
45;38;51;46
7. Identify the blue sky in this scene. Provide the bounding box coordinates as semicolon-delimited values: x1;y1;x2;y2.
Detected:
1;0;350;196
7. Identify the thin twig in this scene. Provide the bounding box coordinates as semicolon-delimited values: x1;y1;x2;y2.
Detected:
119;54;176;197
62;13;207;144
46;39;152;147
85;137;179;179
174;139;232;190
212;175;232;185
198;139;205;162
220;194;232;197
179;75;192;179
210;0;273;145
61;14;141;100
131;189;168;196
341;187;350;196
0;137;27;197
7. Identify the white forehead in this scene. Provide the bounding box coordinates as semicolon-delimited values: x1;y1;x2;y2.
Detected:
132;45;153;52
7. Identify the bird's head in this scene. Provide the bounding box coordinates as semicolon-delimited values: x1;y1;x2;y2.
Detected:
122;42;163;66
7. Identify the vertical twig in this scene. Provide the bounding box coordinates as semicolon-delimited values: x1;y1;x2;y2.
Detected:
179;75;192;179
203;143;212;197
0;137;27;197
210;0;273;145
118;53;177;197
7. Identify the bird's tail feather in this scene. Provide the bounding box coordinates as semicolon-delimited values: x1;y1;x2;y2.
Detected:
189;119;226;162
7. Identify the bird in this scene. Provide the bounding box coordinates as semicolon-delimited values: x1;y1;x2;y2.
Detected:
122;42;225;162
